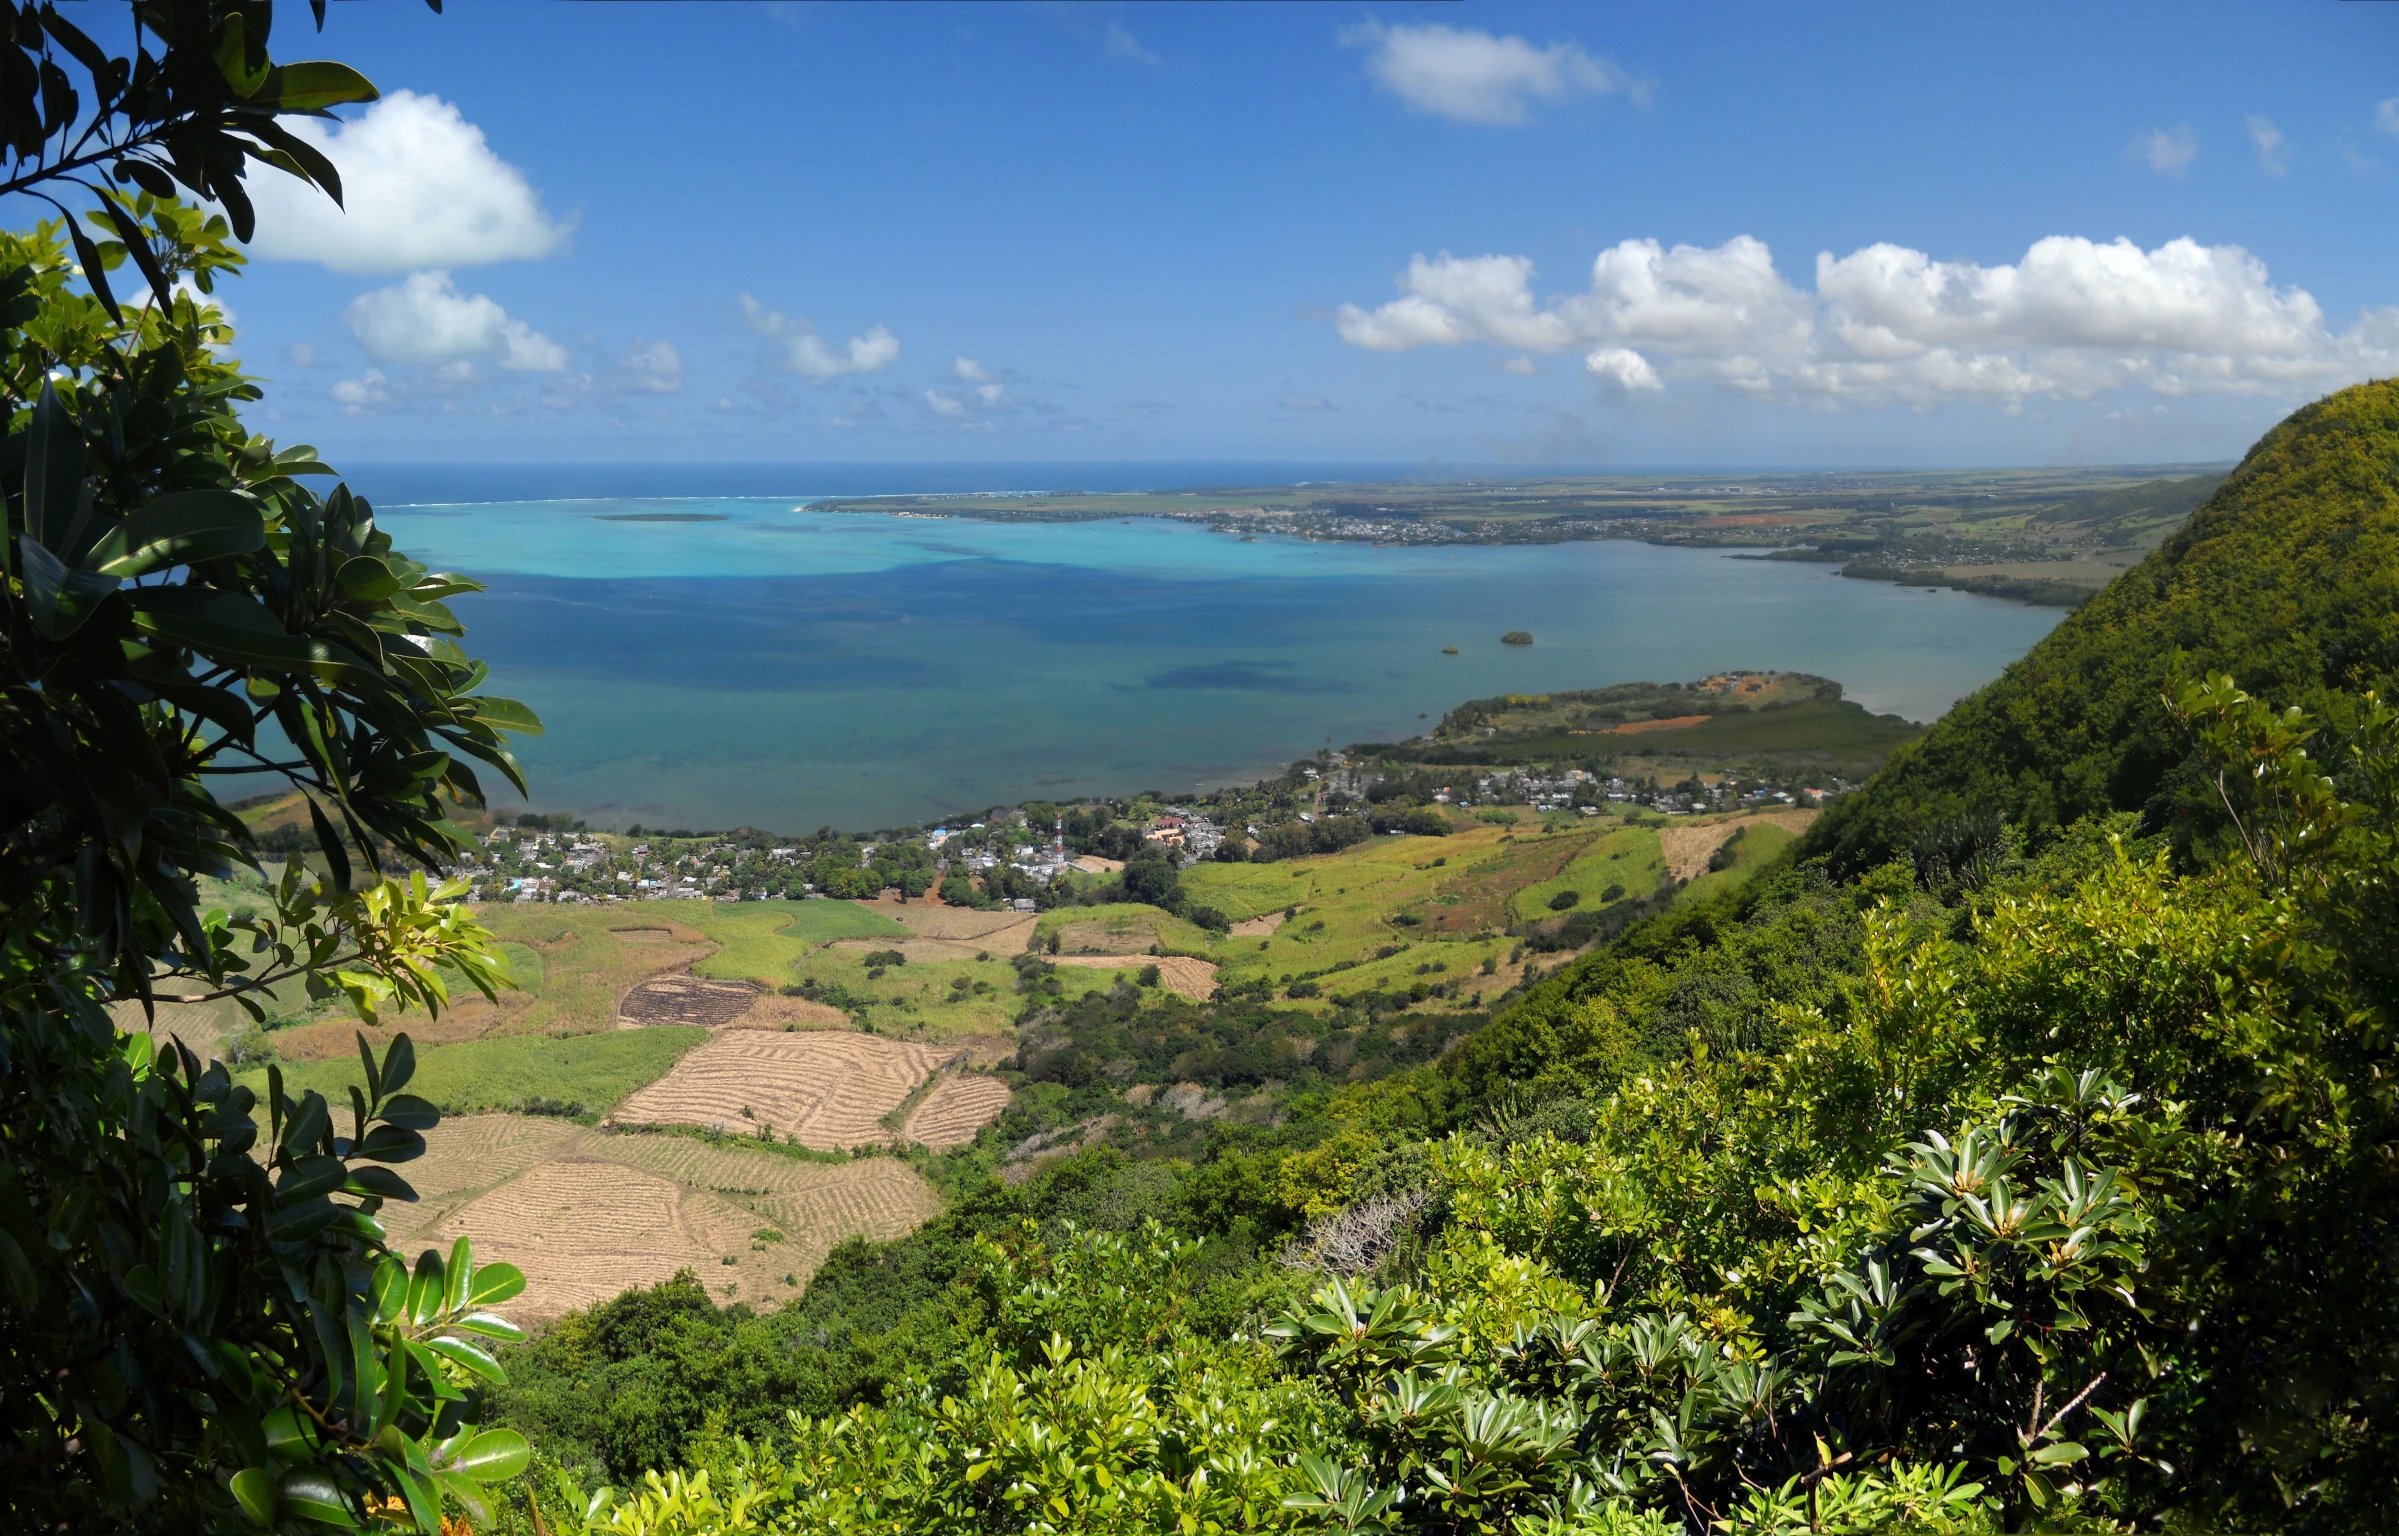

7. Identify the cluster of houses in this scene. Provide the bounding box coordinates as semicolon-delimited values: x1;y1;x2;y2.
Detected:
462;828;765;904
1140;812;1225;862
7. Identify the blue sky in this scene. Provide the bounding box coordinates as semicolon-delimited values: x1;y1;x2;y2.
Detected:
194;1;2399;467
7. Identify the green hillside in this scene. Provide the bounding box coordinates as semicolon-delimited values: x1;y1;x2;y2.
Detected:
478;384;2399;1536
1806;378;2399;873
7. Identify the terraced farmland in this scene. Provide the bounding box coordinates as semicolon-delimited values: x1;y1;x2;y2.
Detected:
379;1114;942;1320
899;1074;1015;1150
607;1030;959;1148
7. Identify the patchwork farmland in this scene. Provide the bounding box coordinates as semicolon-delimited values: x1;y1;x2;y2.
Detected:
201;798;1804;1329
378;1115;941;1320
607;1030;998;1150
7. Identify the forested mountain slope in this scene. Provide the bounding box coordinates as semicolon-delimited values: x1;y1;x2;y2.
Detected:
486;385;2399;1536
1804;378;2399;873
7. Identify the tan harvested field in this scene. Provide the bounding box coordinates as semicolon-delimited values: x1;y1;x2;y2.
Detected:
380;1114;941;1319
902;1074;1013;1149
1055;916;1160;954
423;1159;766;1317
1230;911;1288;938
386;1114;590;1225
881;905;1040;948
608;1029;959;1148
1050;953;1219;1000
1659;807;1820;883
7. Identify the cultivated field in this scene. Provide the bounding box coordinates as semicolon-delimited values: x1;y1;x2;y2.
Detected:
1187;826;1573;1006
879;904;1040;947
1035;902;1218;956
901;1074;1016;1149
608;1029;962;1149
684;900;909;986
1050;953;1220;1000
617;974;761;1027
377;1114;941;1320
1659;806;1817;883
1508;825;1666;921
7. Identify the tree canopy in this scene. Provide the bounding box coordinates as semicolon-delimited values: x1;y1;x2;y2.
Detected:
2;4;547;1531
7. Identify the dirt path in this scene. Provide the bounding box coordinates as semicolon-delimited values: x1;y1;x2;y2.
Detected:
1049;953;1218;1000
1658;807;1819;883
1230;911;1288;938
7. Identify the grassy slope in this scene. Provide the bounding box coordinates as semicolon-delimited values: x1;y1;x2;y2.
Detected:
241;1027;708;1120
684;900;908;985
1673;822;1798;907
1805;378;2399;872
1508;825;1666;921
1190;824;1638;1004
1035;903;1219;956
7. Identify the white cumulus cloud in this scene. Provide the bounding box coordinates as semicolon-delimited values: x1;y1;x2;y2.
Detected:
244;92;569;273
2247;115;2288;176
1342;21;1645;126
2131;124;2199;176
740;296;900;381
344;271;567;371
950;355;994;382
1584;348;1661;392
1336;234;2399;408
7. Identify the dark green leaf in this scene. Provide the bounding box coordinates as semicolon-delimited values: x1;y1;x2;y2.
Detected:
343;1165;415;1201
275;1469;356;1527
306;796;352;892
229;1467;277;1528
352;1124;424;1163
381;1034;417;1096
376;1093;438;1131
85;489;265;578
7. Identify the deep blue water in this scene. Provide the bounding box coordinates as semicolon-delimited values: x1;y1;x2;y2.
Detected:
367;486;2064;833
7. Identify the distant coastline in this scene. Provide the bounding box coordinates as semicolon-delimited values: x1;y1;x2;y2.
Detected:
803;464;2229;610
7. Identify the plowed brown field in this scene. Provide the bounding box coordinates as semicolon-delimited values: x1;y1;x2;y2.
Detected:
618;975;759;1027
902;1075;1013;1149
607;1030;957;1149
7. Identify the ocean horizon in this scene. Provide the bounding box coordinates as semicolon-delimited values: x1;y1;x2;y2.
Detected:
366;475;2067;834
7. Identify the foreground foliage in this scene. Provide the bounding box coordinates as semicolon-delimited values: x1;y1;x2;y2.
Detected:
1;4;542;1529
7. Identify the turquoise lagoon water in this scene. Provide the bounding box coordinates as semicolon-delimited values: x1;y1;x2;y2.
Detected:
374;496;2063;832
